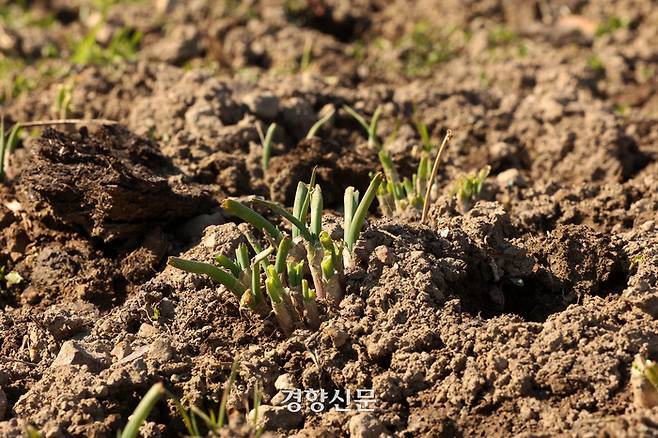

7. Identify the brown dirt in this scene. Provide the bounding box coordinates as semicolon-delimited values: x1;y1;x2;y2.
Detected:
1;0;658;437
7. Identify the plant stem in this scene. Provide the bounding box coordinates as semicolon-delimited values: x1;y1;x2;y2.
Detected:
168;257;246;297
345;172;383;252
120;382;165;438
421;129;453;224
306;108;335;139
218;359;240;428
222;199;282;243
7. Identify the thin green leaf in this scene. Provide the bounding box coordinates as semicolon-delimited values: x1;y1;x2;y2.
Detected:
275;237;292;274
251;198;313;242
214;254;241;277
120;383;165;438
235;244;250;272
346;172;383;251
342;104;369;132
343;187;358;241
218;359;240;428
222;199;281;243
306;108;335;139
292;182;308;240
168;257;245;297
310;186;323;239
261;123;277;172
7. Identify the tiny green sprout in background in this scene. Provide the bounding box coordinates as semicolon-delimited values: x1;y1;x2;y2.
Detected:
300;38;313;72
119;382;166;438
172;358;240;436
252;382;264;437
487;26;517;48
24;425;43;438
631;355;658;408
343;104;382;149
55;81;74;119
450;164;490;213
596;16;629;37
374;124;453;221
629;254;643;272
306;107;336;139
0;117;22;182
399;22;455;77
257;122;277;172
168;171;382;334
587;55;605;75
71;26;142;65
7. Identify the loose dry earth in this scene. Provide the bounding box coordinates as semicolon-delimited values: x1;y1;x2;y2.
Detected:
1;0;658;437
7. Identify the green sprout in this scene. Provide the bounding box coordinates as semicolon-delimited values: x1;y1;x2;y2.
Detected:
252;382;264;437
169;173;381;333
632;355;658;408
399;22;455;77
55;81;73;119
587;55;605;75
0;117;22;182
300;38;313;72
258;123;277;172
596;16;629;37
24;426;43;438
451;165;490;212
306;107;336;139
172;358;240;436
343;104;382;149
375;128;452;220
71;26;142;65
119;382;166;438
0;266;22;291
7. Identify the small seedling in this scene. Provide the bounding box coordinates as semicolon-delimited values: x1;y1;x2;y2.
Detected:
257;123;277;172
54;81;73;119
631;355;658;408
0;117;21;181
0;266;23;290
169;173;381;334
375;128;452;220
450;165;490;212
173;358;240;436
71;26;142;65
300;38;313;72
306;107;335;139
343;104;382;149
119;382;166;438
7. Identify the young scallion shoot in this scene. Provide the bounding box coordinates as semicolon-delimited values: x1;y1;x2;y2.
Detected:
306;107;336;139
343;104;382;149
171;358;240;436
119;382;166;438
0;117;22;182
258;122;277;172
376;129;452;220
631;355;658;408
450;164;490;212
225;173;383;307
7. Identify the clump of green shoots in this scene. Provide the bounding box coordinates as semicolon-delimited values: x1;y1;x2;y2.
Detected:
343;104;382;148
451;165;490;212
0;117;21;181
168;172;382;335
377;126;453;219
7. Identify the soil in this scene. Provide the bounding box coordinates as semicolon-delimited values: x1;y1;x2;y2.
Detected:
1;0;658;437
